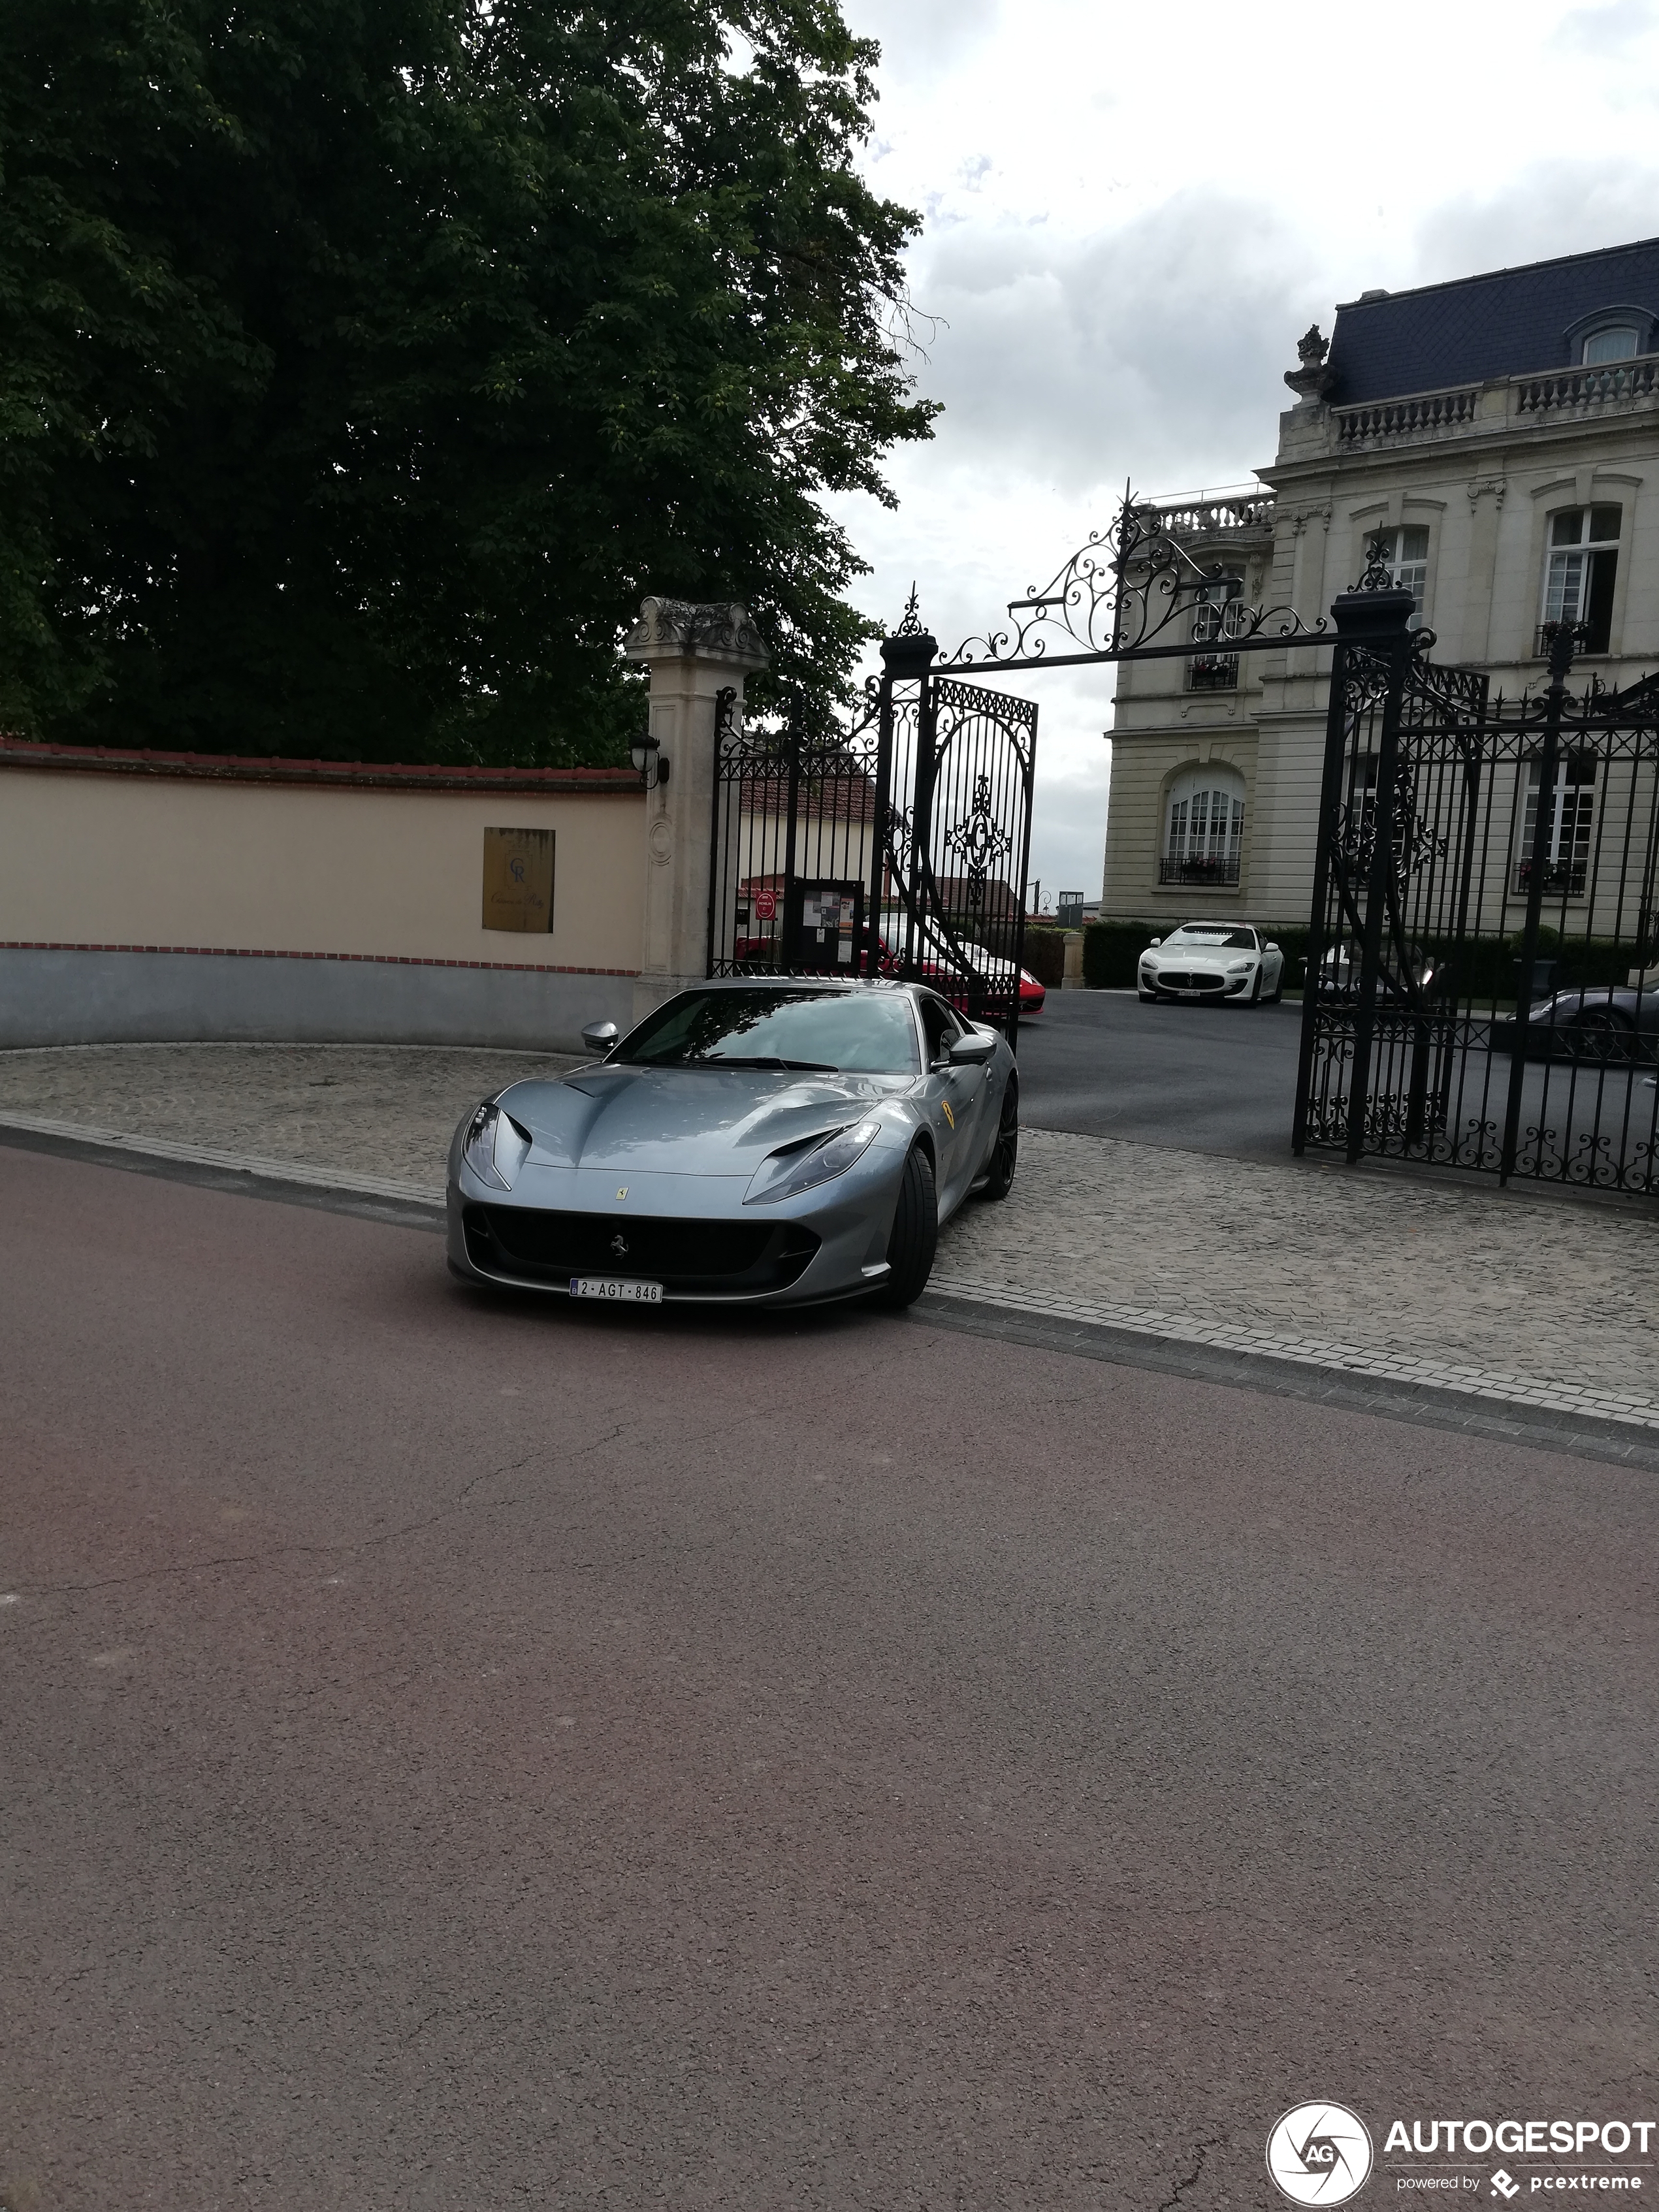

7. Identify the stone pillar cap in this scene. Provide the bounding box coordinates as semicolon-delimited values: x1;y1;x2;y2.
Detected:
625;598;770;669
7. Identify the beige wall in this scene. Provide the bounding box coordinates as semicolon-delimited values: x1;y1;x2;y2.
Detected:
0;769;645;972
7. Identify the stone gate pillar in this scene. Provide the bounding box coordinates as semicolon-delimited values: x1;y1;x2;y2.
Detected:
624;598;770;1021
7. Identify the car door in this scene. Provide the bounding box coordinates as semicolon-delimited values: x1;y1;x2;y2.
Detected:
918;993;987;1202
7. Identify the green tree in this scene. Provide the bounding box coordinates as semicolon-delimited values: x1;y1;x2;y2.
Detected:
0;0;933;762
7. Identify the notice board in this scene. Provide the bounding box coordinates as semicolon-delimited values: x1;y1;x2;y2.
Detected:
482;827;555;933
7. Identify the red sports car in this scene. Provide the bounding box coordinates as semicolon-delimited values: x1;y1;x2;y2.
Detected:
875;923;1044;1018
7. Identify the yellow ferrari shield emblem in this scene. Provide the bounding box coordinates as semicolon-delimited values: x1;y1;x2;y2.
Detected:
941;1100;955;1130
616;1186;628;1200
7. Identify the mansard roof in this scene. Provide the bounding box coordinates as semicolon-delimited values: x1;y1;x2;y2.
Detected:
1327;236;1659;404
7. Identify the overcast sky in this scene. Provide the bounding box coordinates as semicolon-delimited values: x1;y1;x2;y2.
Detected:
823;0;1659;908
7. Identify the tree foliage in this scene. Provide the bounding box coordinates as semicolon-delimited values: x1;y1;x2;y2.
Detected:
0;0;933;761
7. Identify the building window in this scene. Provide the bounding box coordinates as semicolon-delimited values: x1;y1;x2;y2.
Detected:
1187;582;1244;692
1583;326;1639;365
1370;525;1430;623
1163;763;1245;886
1538;505;1620;655
1515;753;1597;899
1344;754;1379;863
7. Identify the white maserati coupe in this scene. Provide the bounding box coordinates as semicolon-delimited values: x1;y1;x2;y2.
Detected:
1138;922;1285;1006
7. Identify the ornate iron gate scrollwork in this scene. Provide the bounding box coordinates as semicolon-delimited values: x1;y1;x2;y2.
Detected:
706;686;884;985
707;619;1039;1042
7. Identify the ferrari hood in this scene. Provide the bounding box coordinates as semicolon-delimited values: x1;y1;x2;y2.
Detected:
494;1066;911;1175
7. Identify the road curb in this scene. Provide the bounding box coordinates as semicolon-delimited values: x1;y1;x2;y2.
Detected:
914;1289;1659;1473
0;1114;446;1232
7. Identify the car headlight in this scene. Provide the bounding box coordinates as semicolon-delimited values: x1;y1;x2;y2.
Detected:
1228;959;1255;974
462;1101;532;1191
746;1117;882;1204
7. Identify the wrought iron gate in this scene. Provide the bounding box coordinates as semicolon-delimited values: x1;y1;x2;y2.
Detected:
707;613;1039;1038
1294;598;1659;1193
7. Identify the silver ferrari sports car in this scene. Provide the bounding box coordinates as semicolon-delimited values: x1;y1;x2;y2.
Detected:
447;979;1020;1310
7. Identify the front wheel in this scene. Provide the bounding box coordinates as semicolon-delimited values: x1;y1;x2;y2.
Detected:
1571;1009;1637;1063
875;1145;939;1307
978;1080;1018;1201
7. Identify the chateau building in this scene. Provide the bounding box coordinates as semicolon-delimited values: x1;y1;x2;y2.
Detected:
1099;236;1659;929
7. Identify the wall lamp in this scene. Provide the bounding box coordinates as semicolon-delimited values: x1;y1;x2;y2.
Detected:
630;731;669;789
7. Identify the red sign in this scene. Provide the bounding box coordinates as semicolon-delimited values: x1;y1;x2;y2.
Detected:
753;889;777;922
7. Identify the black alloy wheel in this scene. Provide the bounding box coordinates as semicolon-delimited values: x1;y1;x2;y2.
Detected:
1571;1007;1637;1063
876;1145;939;1307
978;1079;1019;1201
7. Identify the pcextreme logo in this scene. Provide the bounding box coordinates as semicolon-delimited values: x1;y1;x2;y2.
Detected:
1268;2103;1375;2205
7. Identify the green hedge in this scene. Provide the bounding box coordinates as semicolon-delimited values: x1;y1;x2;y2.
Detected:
1021;927;1067;988
1082;919;1641;1002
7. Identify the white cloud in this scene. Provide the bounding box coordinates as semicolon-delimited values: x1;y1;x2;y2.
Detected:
1411;161;1659;286
910;190;1323;496
1550;0;1658;52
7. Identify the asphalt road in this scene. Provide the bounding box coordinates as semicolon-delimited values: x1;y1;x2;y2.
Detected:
1017;989;1305;1157
5;1146;1656;2208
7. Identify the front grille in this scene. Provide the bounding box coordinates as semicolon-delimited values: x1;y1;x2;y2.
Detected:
1157;970;1226;992
463;1205;820;1296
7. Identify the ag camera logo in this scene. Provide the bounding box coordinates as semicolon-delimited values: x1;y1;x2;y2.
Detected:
1267;2102;1375;2205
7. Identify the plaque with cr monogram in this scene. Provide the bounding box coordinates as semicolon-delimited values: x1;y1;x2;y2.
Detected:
482;826;555;932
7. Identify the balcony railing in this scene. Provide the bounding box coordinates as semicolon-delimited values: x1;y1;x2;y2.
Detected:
1186;653;1239;692
1334;385;1481;447
1534;622;1613;660
1515;357;1659;416
1155;495;1275;537
1323;353;1659;455
1513;856;1588;899
1160;855;1241;887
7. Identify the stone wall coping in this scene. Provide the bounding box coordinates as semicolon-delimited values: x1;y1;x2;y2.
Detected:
0;737;641;795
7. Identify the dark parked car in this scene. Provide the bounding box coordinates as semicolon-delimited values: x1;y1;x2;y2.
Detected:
1526;982;1659;1061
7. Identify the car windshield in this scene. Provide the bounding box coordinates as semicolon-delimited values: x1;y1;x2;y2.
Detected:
617;987;921;1074
1167;926;1256;950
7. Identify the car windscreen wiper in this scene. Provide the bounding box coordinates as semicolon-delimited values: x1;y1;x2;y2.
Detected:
697;1055;839;1072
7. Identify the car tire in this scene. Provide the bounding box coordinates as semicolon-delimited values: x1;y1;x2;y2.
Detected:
1571;1008;1637;1063
1247;969;1263;1007
977;1079;1018;1201
1268;970;1284;1004
876;1145;939;1307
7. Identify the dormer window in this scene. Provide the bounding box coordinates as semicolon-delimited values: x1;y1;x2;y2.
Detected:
1583;326;1639;365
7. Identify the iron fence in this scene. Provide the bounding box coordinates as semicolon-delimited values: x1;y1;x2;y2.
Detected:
1294;599;1659;1193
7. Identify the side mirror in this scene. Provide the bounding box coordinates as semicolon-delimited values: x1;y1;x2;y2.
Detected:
1264;942;1280;955
1148;937;1161;948
948;1031;998;1066
581;1019;620;1055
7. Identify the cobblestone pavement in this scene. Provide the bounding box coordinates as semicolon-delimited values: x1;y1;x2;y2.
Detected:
0;1043;576;1187
2;1044;1654;1411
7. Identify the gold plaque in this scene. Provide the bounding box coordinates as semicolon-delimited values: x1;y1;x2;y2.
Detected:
482;827;554;933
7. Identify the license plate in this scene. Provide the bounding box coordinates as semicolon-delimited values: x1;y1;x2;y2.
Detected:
569;1276;664;1304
